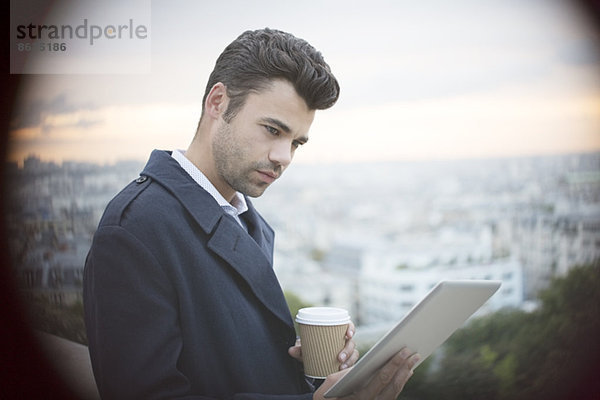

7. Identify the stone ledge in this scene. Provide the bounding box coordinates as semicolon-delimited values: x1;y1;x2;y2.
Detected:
35;331;99;400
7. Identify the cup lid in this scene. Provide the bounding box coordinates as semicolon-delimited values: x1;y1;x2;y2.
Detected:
295;307;350;326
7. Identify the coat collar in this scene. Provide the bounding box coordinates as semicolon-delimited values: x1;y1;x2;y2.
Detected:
140;150;293;329
141;150;223;234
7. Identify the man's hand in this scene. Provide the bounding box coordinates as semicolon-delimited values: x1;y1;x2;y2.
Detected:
313;347;420;400
288;321;359;370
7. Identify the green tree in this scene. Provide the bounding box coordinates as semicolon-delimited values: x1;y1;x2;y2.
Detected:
400;263;600;400
513;263;600;400
284;290;314;332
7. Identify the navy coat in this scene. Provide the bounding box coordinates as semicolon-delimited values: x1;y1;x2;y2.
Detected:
83;150;312;399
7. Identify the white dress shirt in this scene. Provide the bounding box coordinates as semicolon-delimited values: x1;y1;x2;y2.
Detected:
172;149;248;230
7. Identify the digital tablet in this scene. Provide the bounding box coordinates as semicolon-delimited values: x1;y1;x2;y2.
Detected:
324;279;501;398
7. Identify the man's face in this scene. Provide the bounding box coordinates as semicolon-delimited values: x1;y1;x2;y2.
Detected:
212;79;315;198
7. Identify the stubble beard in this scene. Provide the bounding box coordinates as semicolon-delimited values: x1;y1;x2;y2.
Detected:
212;122;271;198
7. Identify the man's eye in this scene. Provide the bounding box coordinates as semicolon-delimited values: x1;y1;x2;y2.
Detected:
292;140;303;149
265;125;279;136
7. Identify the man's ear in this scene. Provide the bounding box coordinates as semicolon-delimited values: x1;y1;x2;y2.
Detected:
204;82;229;120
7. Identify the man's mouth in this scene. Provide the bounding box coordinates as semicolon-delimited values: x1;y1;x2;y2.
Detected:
256;170;279;184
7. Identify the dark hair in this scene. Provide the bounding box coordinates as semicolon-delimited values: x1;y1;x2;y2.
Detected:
202;28;340;122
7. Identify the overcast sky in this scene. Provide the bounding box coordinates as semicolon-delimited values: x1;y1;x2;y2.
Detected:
8;0;600;165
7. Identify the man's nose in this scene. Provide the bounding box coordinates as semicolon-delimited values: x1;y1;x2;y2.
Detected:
268;140;293;168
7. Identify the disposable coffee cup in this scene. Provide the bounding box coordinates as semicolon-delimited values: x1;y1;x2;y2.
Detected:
296;307;350;378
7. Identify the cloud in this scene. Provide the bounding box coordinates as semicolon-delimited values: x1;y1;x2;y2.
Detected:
557;37;600;66
6;0;599;166
10;94;100;131
298;88;600;164
7;101;201;165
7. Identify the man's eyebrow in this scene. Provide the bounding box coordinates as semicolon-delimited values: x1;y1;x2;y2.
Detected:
261;117;291;134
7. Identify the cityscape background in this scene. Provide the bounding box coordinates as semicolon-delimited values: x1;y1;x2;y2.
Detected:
5;151;600;344
3;150;600;399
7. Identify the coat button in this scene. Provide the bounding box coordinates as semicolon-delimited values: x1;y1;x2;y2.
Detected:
135;175;148;183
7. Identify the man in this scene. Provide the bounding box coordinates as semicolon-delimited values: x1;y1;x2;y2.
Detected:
83;28;419;399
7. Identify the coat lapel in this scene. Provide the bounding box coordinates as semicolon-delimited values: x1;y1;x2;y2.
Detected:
207;215;294;329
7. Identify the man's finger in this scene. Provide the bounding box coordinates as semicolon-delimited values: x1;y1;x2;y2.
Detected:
342;349;359;370
288;344;302;361
346;321;355;339
339;336;356;366
357;348;413;399
376;369;413;400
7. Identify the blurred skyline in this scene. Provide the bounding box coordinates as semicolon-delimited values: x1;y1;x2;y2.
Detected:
7;0;600;166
